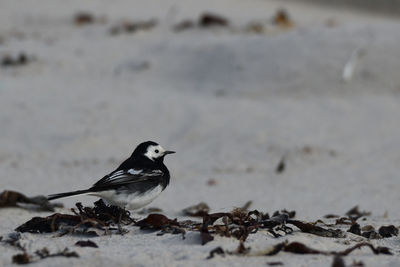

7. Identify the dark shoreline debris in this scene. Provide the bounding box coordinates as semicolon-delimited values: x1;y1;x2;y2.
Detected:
209;240;391;259
0;190;63;211
16;199;134;235
288;220;345;238
75;240;98;248
182;202;210;217
1;232;79;264
173;12;229;32
378;225;398;238
73;12;106;26
110;20;157;35
1;54;33;68
137;214;186;239
272;9;294;28
275;156;286;174
12;248;79;265
199;13;229;27
345;206;371;220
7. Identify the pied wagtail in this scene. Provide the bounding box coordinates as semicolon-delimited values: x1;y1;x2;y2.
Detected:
48;141;175;210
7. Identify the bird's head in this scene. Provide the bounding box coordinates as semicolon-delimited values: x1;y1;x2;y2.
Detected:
134;141;175;162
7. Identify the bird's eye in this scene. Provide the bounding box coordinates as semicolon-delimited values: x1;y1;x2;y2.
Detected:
155;149;159;153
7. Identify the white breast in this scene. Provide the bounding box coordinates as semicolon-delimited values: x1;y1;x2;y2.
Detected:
89;185;164;210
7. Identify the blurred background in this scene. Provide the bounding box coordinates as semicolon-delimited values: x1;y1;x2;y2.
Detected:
1;0;400;218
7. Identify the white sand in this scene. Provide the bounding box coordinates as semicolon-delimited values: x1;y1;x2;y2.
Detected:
1;0;400;266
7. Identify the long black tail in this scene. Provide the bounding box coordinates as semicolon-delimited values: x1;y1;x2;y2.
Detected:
47;189;91;201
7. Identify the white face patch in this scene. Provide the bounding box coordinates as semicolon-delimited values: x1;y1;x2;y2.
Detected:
144;145;166;161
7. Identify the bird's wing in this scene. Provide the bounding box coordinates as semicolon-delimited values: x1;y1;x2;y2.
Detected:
91;168;163;189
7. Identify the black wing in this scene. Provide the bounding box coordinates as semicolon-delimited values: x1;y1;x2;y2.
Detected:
90;168;164;190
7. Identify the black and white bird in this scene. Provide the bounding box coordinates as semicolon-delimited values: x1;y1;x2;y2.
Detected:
48;141;175;210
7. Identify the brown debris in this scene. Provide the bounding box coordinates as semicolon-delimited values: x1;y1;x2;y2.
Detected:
74;12;95;26
207;178;217;186
75;240;98;248
7;233;79;265
16;200;134;235
207;247;225;259
173;12;229;32
136;214;177;229
199;13;229;27
273;9;294;28
347;223;361;236
378;225;398;238
324;214;340;219
267;262;284;266
1;53;33;68
275;156;286;173
284;242;321;254
12;253;30;264
182;202;210;217
263;241;391;257
336;217;355;225
331;255;345;267
345;206;371;220
287;220;345;238
110;20;157;35
0;190;63;211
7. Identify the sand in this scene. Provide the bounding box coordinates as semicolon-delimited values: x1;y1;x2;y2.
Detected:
1;0;400;266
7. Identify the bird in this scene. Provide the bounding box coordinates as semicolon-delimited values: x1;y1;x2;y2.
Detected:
48;141;175;210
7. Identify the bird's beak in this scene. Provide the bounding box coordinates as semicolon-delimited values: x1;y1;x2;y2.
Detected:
164;150;176;155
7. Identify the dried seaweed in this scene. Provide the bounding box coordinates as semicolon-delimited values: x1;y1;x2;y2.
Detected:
378;225;398;238
347;223;361;236
267;262;284;266
75;240;98;248
287;220;345;238
1;54;33;68
136;214;186;239
272;9;294;28
347;223;397;239
182;202;210;217
275;156;286;173
207;247;225;259
16;200;134;235
345;206;371;220
74;12;95;26
110;20;157;35
261;241;391;257
331;255;345;267
0;190;63;211
199;13;229;27
13;248;79;264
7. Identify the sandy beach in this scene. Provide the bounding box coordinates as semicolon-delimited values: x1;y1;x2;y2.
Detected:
1;0;400;266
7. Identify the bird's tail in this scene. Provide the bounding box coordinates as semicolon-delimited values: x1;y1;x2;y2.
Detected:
47;189;90;201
